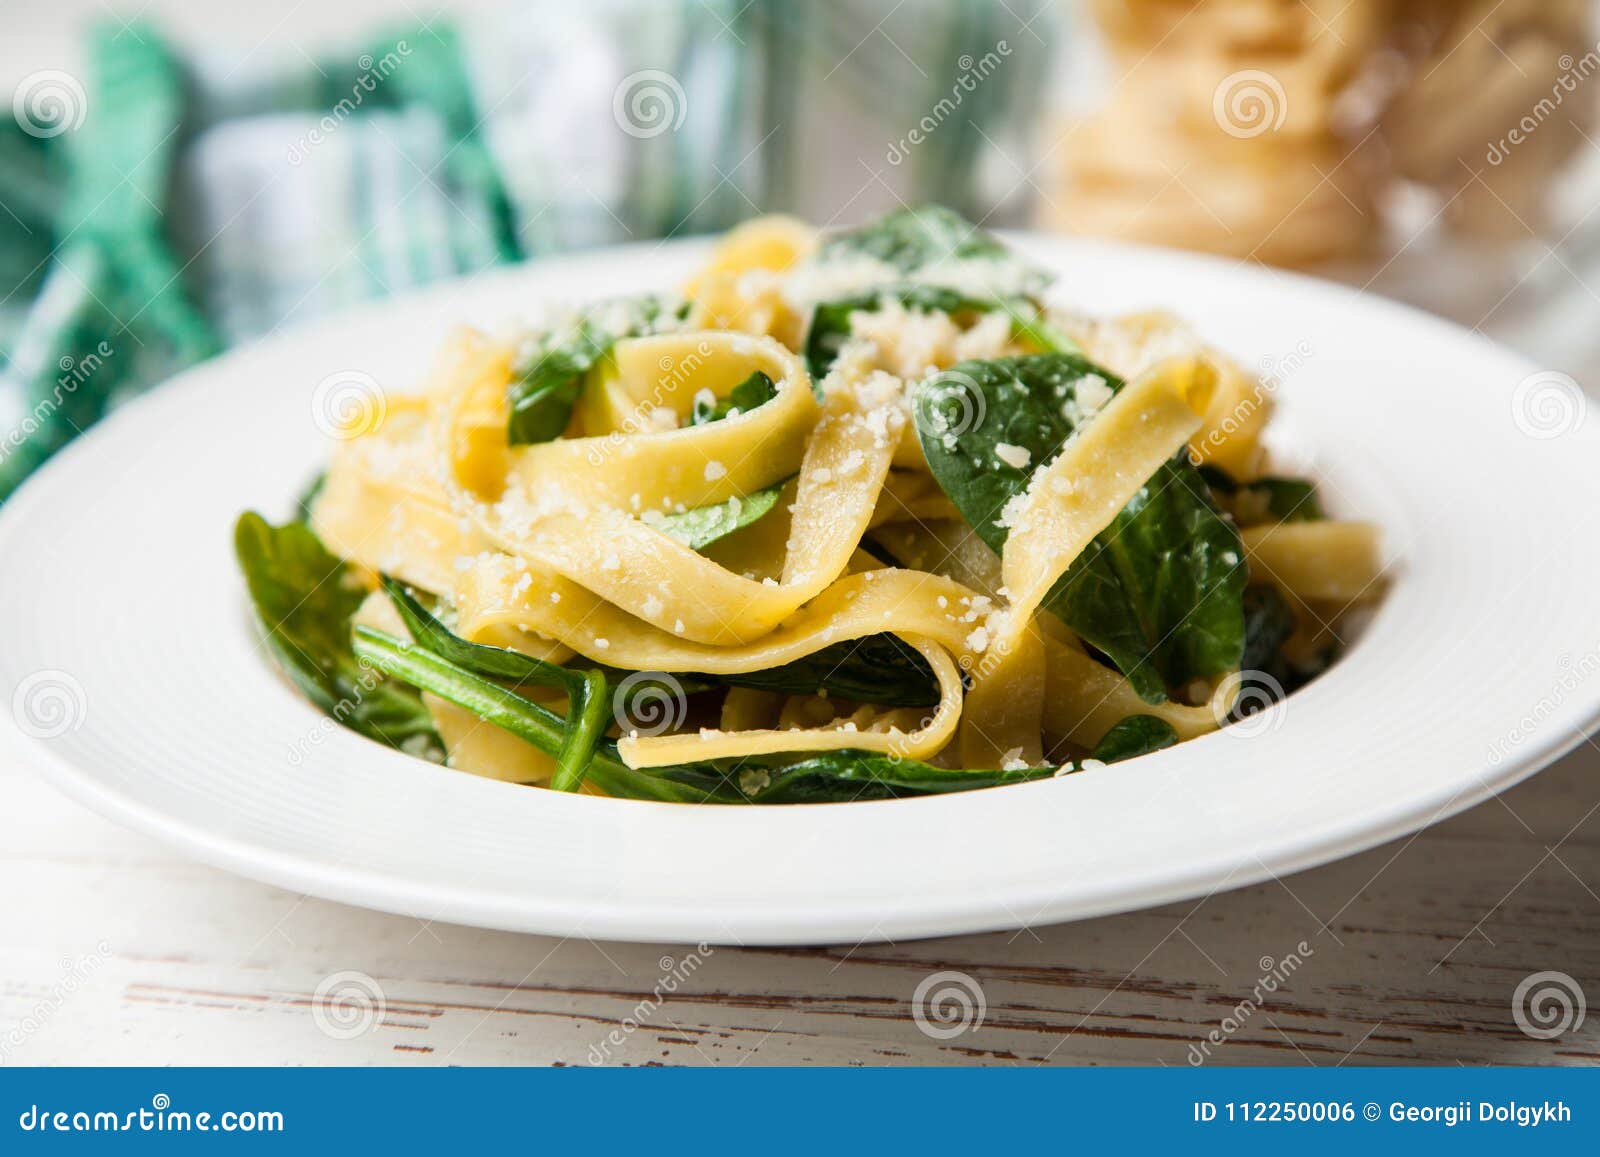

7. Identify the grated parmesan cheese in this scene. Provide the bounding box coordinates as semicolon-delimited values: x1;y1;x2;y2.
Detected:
994;442;1031;470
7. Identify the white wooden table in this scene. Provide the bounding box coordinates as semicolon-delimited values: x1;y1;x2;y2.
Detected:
3;738;1595;1067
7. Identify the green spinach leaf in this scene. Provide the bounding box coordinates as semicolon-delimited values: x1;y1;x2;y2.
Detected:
508;295;680;445
802;207;1072;377
381;576;573;691
818;205;1011;272
803;287;1077;380
689;370;776;425
1085;716;1179;764
1199;464;1324;525
646;483;787;552
378;577;608;792
732;753;1049;802
716;703;1177;803
349;621;1164;805
1239;584;1297;674
295;472;326;521
804;287;986;378
912;354;1247;703
234;513;441;758
1233;582;1340;710
704;633;940;708
354;627;733;802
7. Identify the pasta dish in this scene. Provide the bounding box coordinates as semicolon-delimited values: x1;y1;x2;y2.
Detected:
235;207;1383;803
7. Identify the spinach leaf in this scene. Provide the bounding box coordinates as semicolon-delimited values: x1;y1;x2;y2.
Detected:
803;287;1077;379
646;483;786;551
354;627;735;803
734;753;1051;802
508;295;677;445
610;635;938;710
595;636;942;716
1199;464;1324;525
1239;584;1297;673
689;371;775;425
380;577;931;788
914;354;1104;552
1227;584;1301;723
379;577;608;792
912;354;1247;703
805;286;986;378
1055;460;1248;703
295;472;326;521
717;703;1177;803
1233;583;1339;710
381;576;573;691
1011;312;1083;358
233;513;441;758
705;633;940;708
818;205;1011;272
587;666;718;706
349;621;1160;805
1086;716;1179;764
802;207;1072;377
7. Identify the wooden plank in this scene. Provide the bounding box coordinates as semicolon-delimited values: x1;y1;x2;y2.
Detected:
1;741;1596;1066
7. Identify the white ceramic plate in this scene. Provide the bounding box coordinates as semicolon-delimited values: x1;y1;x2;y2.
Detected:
2;236;1597;945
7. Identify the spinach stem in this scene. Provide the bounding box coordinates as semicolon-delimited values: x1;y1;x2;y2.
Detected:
351;627;720;803
549;669;609;793
380;576;608;792
1010;312;1081;355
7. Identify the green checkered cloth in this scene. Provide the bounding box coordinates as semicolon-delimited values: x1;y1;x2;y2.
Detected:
0;0;1056;499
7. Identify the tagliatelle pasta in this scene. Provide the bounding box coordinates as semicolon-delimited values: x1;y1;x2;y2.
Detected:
1051;0;1594;262
237;207;1386;804
1241;521;1385;604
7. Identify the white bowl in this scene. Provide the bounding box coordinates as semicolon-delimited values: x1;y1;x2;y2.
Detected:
2;235;1596;945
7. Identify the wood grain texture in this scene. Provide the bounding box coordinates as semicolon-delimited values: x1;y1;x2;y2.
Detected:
1;741;1596;1067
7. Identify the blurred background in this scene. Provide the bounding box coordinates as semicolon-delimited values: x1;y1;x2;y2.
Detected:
2;0;1595;499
